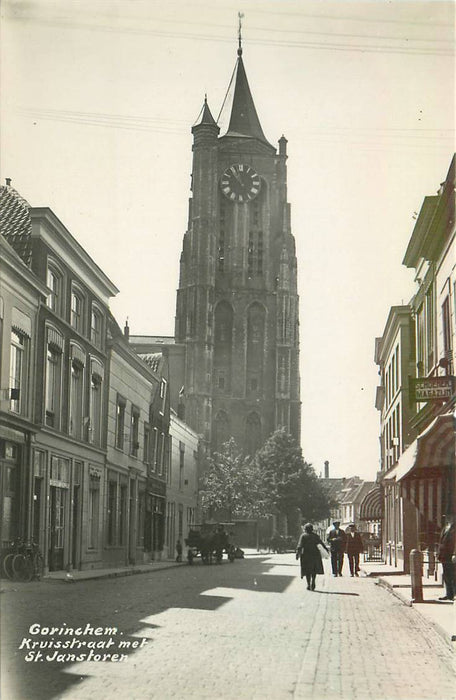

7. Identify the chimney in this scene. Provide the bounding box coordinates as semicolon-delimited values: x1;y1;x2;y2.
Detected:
124;319;130;340
5;178;11;186
324;460;329;479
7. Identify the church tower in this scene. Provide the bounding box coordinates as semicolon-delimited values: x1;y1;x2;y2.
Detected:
175;33;300;456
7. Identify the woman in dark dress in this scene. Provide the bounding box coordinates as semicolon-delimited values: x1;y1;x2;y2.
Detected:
296;523;329;590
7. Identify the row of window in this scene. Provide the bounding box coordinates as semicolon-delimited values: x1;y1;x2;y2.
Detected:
47;262;103;347
114;392;168;476
384;344;400;411
44;329;104;445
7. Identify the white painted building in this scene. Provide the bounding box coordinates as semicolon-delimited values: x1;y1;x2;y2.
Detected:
165;409;200;560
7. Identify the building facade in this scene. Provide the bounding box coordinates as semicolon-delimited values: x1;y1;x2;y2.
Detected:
0;184;119;572
105;320;170;565
375;154;456;571
374;305;418;569
174;39;301;455
165;410;199;560
0;234;47;558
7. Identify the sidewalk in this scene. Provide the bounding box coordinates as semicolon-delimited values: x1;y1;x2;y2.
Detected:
0;548;265;592
360;560;456;645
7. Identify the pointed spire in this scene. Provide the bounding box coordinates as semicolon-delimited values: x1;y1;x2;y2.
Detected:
194;95;217;127
192;95;220;145
221;20;273;148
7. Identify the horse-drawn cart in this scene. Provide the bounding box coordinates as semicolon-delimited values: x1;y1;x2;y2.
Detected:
185;523;236;564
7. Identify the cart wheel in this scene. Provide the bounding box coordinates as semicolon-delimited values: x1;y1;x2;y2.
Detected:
2;553;15;580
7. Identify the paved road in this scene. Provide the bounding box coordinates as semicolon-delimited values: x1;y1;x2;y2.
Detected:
1;553;455;699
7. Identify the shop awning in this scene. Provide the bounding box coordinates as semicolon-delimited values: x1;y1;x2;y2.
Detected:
359;486;383;520
411;412;455;471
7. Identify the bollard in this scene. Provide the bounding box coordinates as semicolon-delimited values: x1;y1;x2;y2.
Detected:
410;549;423;603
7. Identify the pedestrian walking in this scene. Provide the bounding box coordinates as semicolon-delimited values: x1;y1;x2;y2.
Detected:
437;515;455;601
296;523;329;591
176;539;183;562
345;523;363;576
327;521;346;576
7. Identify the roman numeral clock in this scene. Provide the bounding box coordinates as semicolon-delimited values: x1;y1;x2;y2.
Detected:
220;164;261;203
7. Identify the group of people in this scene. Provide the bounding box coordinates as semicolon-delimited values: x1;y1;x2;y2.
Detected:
295;520;364;590
296;517;456;600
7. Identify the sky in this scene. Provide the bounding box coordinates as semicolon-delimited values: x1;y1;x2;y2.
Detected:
1;0;455;481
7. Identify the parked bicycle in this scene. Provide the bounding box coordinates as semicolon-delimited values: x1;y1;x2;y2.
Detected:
2;538;44;582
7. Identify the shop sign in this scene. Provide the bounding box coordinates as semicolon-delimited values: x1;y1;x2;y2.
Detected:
147;476;166;497
410;376;454;402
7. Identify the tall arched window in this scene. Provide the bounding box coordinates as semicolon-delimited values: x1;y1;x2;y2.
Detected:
246;303;265;396
214;301;233;393
245;412;261;456
213;411;230;451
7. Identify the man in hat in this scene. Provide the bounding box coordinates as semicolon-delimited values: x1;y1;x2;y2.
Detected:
327;521;346;576
438;515;455;601
345;523;364;577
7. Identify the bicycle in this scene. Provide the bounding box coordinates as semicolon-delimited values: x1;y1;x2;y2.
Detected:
3;539;44;582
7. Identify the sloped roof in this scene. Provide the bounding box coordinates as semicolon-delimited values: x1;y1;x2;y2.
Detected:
193;96;218;127
221;52;273;149
139;352;162;373
0;185;33;266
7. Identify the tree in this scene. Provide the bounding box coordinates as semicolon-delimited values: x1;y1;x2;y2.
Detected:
199;438;268;521
255;427;330;533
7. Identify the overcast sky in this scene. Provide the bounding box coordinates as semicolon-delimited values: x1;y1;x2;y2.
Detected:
1;0;455;480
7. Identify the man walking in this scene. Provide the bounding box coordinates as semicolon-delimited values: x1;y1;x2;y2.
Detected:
327;521;346;576
345;523;363;576
438;515;455;601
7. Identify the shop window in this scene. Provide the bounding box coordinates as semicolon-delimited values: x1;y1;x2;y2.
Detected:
50;456;69;484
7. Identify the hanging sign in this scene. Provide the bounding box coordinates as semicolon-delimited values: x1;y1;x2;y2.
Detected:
410;376;454;402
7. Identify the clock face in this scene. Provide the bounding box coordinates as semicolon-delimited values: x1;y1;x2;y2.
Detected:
220;164;261;203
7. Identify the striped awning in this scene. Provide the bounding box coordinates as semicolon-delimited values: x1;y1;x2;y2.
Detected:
359;486;383;521
412;412;455;471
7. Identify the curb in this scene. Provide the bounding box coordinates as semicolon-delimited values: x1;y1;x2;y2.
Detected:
1;554;260;589
375;577;454;646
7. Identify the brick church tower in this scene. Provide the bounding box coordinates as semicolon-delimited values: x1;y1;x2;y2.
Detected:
175;36;300;456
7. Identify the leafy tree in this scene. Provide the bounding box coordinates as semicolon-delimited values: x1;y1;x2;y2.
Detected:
255;427;330;532
199;438;268;521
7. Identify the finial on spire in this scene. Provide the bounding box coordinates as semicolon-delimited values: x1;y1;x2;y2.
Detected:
238;12;244;56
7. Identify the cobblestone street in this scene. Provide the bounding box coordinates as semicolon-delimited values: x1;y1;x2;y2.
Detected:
2;553;455;700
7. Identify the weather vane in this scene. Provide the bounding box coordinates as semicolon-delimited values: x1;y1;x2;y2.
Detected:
238;11;244;55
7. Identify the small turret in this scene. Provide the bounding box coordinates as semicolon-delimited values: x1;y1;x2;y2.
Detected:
192;96;220;147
